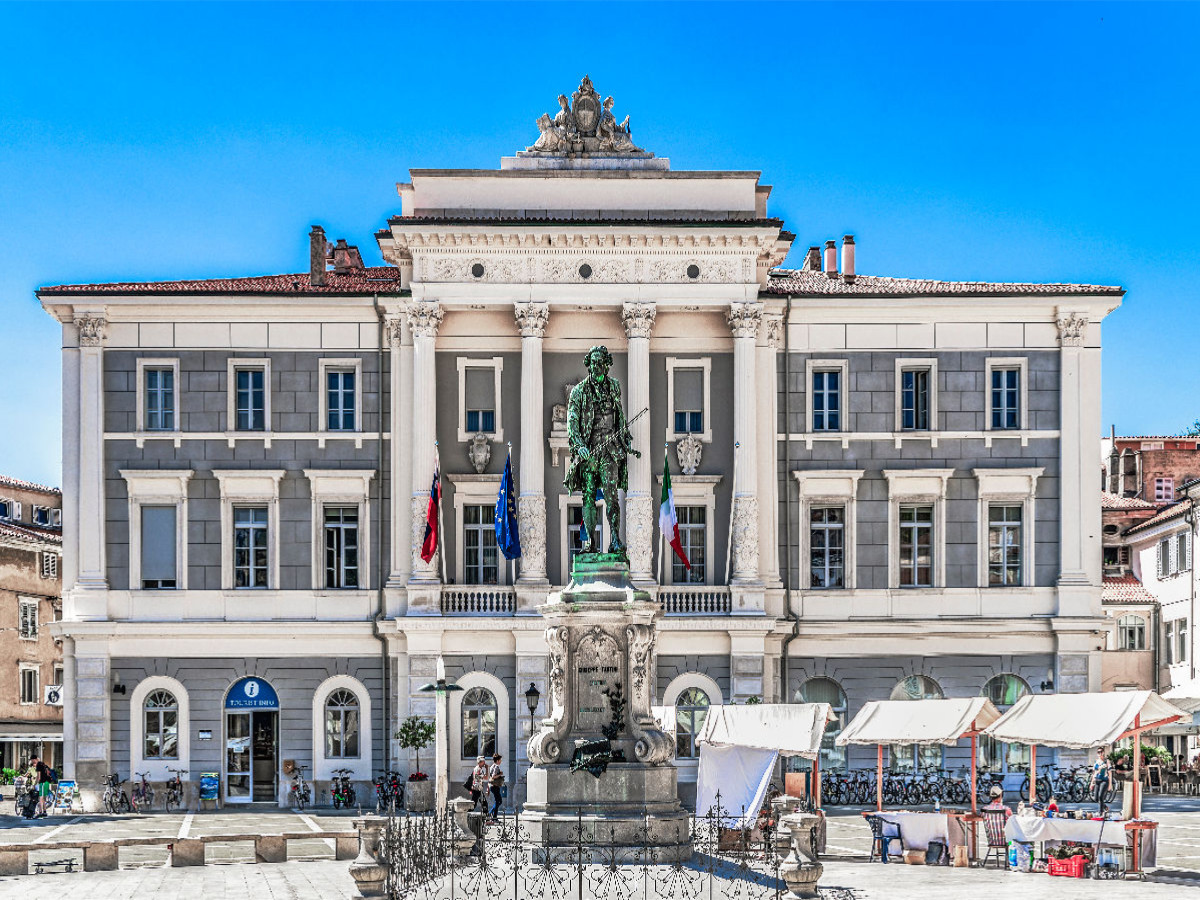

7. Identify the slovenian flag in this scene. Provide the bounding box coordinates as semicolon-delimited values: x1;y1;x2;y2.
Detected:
420;447;441;563
659;450;690;571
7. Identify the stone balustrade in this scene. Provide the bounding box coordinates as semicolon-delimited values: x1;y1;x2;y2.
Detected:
658;585;732;616
440;585;516;615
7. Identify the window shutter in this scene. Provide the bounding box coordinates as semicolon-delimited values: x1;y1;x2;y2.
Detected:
141;506;178;582
1157;540;1165;577
52;508;62;527
674;368;704;411
465;367;495;411
13;502;21;520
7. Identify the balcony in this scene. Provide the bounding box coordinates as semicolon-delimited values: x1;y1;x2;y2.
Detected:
658;585;731;616
439;586;515;616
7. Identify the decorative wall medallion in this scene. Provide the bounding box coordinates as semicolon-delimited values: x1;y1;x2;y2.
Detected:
676;434;703;475
467;432;492;474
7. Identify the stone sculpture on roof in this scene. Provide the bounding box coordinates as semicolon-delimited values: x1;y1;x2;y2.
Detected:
527;76;643;156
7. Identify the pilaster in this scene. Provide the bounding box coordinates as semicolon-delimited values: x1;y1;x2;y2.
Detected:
74;311;108;597
757;314;783;591
74;644;111;810
514;629;549;808
622;303;656;585
515;303;550;605
407;301;443;610
385;314;412;613
728;303;763;605
61;636;77;781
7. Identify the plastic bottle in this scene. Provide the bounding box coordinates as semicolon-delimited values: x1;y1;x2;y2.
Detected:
934;797;940;813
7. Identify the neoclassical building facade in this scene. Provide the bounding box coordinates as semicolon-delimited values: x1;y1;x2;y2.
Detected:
40;80;1123;806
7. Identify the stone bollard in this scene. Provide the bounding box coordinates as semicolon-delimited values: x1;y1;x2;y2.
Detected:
83;842;119;872
171;839;205;867
349;816;388;898
335;833;359;861
255;834;287;863
0;849;29;876
779;812;824;900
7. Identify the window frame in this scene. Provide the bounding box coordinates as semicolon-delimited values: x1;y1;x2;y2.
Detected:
672;505;709;585
888;675;945;771
40;552;58;580
984;357;1028;432
973;468;1043;590
121;469;193;592
794;470;864;591
323;688;361;759
1117;614;1147;651
323;506;361;590
142;688;180;761
894;358;938;432
456;357;504;443
673;687;711;759
805;359;850;434
18;664;39;706
129;676;190;781
305;469;374;592
462;503;501;585
986;504;1024;587
215;470;285;591
318;358;363;435
883;469;953;590
18;598;38;640
450;474;506;586
655;475;721;586
797;676;849;772
665;357;713;444
1155;478;1175;503
311;675;372;782
225;358;271;434
459;686;499;761
135;358;181;435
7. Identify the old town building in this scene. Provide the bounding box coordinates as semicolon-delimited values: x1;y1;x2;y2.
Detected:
0;474;63;772
38;79;1124;806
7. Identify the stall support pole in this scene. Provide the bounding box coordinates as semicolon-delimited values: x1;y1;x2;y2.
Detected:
970;734;978;815
1028;743;1037;803
814;752;821;810
1132;714;1141;820
877;745;883;811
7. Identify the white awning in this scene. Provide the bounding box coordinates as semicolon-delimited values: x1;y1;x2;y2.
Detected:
1163;679;1200;714
697;703;833;758
836;698;1002;747
983;691;1190;750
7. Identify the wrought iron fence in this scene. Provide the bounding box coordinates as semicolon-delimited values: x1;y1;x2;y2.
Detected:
382;795;858;900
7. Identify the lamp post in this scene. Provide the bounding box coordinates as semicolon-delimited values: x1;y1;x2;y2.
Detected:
419;657;462;811
525;682;541;719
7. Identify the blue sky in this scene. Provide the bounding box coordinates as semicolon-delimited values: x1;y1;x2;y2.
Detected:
2;1;1196;488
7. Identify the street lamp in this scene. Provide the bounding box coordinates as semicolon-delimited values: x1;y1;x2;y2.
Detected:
418;657;462;811
525;682;541;717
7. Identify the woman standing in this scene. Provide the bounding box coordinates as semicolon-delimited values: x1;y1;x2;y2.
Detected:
1090;747;1112;814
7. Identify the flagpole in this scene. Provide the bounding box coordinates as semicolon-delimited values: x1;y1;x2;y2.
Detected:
658;443;667;586
508;442;515;586
435;441;447;585
725;441;739;586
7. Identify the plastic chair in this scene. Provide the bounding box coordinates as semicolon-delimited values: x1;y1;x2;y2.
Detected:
978;809;1008;869
866;814;902;863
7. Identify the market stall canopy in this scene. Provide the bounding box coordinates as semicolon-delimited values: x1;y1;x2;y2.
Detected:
1162;679;1200;714
983;691;1189;749
836;697;1001;746
697;702;833;758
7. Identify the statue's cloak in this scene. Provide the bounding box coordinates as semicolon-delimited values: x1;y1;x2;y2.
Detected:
565;376;630;494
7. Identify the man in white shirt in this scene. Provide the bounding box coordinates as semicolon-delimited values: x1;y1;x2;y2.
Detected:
487;753;505;819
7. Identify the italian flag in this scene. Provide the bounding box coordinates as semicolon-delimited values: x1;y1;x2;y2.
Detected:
659;451;691;571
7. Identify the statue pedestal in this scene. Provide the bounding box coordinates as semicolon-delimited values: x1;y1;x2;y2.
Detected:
522;557;691;862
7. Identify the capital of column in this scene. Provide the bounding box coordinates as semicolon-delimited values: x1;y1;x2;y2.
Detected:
384;315;406;348
514;302;549;338
74;314;107;347
1056;311;1088;347
406;300;443;339
764;315;784;350
727;302;763;339
621;302;656;340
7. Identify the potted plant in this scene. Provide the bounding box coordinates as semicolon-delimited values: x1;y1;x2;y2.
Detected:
395;716;437;812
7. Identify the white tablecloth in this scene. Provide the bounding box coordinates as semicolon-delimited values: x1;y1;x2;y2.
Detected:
877;812;964;851
1005;816;1123;846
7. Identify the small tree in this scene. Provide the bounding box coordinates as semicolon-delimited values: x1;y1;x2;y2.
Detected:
1182;419;1200;438
395;716;437;781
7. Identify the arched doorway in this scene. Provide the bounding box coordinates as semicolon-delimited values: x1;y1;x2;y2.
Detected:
978;674;1031;782
224;676;280;804
889;675;944;772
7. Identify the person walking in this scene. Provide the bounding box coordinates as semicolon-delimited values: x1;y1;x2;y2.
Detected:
487;753;505;821
470;756;490;811
1090;746;1112;814
30;755;51;818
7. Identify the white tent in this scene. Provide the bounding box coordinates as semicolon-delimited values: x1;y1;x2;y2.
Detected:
1162;679;1200;714
693;703;833;825
836;698;1002;811
983;691;1189;817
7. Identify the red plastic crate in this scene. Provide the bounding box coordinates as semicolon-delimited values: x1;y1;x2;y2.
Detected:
1047;855;1087;878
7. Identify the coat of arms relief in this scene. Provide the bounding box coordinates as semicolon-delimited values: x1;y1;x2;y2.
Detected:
526;76;643;155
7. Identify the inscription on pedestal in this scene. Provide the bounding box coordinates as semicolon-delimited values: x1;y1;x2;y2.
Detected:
575;629;621;733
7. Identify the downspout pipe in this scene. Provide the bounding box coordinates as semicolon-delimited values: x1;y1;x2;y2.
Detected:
780;294;799;702
373;293;390;771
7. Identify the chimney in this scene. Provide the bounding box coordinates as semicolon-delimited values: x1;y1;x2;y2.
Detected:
841;234;856;282
823;240;837;277
332;239;365;274
802;246;822;271
309;225;329;287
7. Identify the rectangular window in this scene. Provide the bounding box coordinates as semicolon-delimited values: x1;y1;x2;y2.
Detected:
1159;538;1172;578
18;600;38;640
326;370;356;431
673;506;707;584
672;368;705;435
898;504;933;587
463;505;499;584
809;506;845;589
464;367;496;435
1179;533;1192;573
40;552;58;579
1165;621;1175;665
144;367;175;430
900;369;930;430
0;500;9;520
323;506;360;589
1179;620;1190;664
987;505;1023;586
811;370;842;432
52;665;63;687
32;506;51;527
234;368;266;431
233;506;269;588
141;505;178;589
1156;478;1175;502
19;667;38;705
990;368;1020;429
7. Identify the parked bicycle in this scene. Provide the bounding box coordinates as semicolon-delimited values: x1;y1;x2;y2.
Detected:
164;767;188;812
1020;763;1054;803
374;771;405;814
331;768;357;810
288;764;311;811
131;771;154;813
102;773;131;814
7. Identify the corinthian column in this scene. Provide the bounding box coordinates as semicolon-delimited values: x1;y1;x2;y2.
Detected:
757;315;783;587
407;300;443;589
515;303;550;597
74;312;108;594
622;303;656;585
728;303;762;586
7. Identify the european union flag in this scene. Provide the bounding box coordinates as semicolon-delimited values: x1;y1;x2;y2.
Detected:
495;451;522;561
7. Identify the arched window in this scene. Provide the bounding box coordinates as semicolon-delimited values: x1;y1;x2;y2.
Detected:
1118;615;1147;651
143;689;179;760
674;688;710;759
797;677;848;772
979;674;1031;774
889;676;943;773
324;689;360;758
461;687;497;759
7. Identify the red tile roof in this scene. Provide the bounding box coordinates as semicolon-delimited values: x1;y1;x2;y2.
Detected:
1101;492;1156;511
0;520;63;548
1124;500;1191;536
1103;575;1157;605
38;267;405;297
764;269;1123;297
0;474;60;496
